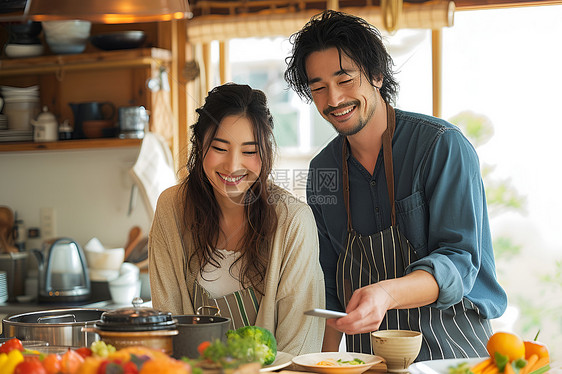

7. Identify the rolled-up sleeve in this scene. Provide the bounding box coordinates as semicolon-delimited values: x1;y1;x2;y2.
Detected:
405;129;506;318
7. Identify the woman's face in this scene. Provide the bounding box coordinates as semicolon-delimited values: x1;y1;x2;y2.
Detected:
203;114;262;204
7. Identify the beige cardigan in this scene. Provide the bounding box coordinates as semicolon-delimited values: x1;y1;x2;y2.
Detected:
149;184;325;356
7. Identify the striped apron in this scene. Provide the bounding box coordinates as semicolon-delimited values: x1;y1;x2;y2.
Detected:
336;103;493;360
192;280;260;330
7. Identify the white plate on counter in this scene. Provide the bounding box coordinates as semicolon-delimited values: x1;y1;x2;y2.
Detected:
409;358;482;374
292;352;383;374
261;351;293;372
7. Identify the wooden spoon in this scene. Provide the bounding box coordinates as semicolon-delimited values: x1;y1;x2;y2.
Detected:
124;226;142;259
0;206;18;253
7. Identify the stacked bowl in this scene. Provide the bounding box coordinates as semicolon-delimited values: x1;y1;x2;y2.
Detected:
0;271;8;303
0;85;40;141
84;237;125;282
4;21;44;58
108;263;141;305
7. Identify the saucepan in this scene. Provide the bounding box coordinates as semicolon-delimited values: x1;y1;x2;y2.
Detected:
172;306;231;359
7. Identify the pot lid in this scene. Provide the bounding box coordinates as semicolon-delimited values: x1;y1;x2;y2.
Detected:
96;297;177;332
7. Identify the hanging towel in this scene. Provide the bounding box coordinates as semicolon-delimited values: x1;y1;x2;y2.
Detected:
130;132;177;218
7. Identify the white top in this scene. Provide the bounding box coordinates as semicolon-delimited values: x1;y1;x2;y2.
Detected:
196;248;243;298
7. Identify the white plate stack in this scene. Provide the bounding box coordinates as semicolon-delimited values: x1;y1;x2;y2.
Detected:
0;271;8;303
0;85;40;141
0;113;7;130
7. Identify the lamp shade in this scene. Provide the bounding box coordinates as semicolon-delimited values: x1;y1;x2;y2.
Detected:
25;0;191;23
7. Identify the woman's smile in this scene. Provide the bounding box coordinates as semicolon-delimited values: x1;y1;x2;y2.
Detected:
217;172;248;185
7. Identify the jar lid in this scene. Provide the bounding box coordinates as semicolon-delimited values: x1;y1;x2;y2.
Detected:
96;298;176;332
35;106;57;125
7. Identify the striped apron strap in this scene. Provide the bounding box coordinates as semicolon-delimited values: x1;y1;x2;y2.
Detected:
192;280;261;330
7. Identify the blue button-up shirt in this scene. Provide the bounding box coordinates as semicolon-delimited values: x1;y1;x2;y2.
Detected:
306;108;507;319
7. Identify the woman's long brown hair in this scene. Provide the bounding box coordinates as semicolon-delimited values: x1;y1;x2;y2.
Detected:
180;83;278;295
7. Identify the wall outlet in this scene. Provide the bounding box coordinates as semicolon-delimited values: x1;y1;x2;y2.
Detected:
40;207;57;240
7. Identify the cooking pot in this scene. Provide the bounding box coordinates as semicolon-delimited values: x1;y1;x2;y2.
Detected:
172;314;231;359
85;298;178;355
2;308;106;347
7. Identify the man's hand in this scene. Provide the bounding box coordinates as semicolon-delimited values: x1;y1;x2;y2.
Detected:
326;282;393;334
327;270;439;335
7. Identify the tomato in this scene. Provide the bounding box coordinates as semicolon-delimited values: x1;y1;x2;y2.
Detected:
197;341;211;356
75;347;93;358
15;359;47;374
0;337;24;353
42;354;62;374
486;332;526;362
61;348;85;374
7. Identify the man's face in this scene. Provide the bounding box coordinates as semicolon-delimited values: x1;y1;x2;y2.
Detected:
305;47;381;136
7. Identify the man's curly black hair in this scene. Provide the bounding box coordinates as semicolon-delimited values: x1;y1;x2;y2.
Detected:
285;10;399;105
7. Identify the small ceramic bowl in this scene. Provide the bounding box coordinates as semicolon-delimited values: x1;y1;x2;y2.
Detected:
109;279;141;305
371;330;423;372
42;20;91;54
4;44;44;58
84;247;125;271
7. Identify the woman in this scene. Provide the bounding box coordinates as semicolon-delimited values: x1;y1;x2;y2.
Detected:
149;83;325;355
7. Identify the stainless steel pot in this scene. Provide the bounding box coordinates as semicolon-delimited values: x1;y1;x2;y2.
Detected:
2;308;106;347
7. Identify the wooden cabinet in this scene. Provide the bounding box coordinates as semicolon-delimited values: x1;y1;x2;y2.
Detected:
0;47;172;152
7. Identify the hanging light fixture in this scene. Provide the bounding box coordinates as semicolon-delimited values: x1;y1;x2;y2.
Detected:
24;0;191;23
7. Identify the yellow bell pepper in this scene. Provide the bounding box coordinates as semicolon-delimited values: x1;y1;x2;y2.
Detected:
0;352;9;368
0;349;24;374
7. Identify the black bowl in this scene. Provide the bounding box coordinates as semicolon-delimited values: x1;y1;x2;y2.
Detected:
90;31;146;51
9;21;42;36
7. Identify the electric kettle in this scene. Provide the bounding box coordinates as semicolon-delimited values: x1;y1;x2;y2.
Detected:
34;237;91;302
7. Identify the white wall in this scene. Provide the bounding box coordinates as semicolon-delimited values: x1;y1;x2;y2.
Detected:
0;147;152;252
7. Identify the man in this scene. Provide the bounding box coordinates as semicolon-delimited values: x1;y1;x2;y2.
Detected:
284;10;507;360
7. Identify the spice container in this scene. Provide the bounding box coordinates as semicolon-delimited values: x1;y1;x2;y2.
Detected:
59;120;73;140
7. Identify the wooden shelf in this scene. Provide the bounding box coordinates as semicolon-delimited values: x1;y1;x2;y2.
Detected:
0;138;142;152
0;48;172;77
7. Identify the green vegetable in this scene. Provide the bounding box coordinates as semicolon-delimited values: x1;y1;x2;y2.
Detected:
337;358;365;365
447;361;473;374
495;352;510;372
529;364;550;374
226;326;277;365
202;326;277;367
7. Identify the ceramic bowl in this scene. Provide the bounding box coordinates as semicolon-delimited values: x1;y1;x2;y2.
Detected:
4;43;44;58
85;247;125;271
90;31;146;51
42;20;91;54
109;279;141;305
370;330;423;372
